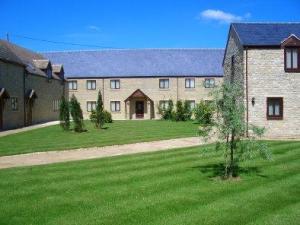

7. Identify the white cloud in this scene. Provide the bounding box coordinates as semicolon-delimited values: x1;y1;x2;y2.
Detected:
87;25;100;31
199;9;250;23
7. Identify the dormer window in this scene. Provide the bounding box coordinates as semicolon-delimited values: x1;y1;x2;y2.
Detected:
285;48;299;72
282;34;300;73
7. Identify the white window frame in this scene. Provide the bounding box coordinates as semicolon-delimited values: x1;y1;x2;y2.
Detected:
87;80;96;90
110;80;120;89
53;100;61;112
68;81;77;90
11;97;18;111
186;100;196;110
185;78;195;88
159;100;169;110
204;78;215;88
110;101;121;112
159;79;169;89
87;101;97;112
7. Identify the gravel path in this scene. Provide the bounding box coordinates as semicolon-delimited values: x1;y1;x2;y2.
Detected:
0;137;211;169
0;121;60;137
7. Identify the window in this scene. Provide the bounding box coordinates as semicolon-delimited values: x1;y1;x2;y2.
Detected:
285;48;299;72
110;80;120;89
204;78;215;88
53;100;60;112
68;81;77;90
186;100;196;110
159;100;169;110
11;97;18;111
159;79;169;89
110;101;120;112
267;97;283;120
185;78;195;88
87;101;97;112
87;80;96;90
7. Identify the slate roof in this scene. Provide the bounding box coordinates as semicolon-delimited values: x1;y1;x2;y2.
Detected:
43;49;224;78
0;39;62;80
232;23;300;46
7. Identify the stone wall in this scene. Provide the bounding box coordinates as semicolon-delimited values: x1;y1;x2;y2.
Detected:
25;74;65;124
68;77;223;120
247;49;300;138
0;60;25;129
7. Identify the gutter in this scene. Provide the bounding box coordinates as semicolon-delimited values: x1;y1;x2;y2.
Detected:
245;47;249;137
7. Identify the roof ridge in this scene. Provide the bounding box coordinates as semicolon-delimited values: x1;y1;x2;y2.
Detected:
41;48;225;53
232;22;300;25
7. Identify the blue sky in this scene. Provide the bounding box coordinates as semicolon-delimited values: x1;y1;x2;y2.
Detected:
0;0;299;51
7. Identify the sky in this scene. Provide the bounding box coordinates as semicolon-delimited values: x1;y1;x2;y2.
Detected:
0;0;300;52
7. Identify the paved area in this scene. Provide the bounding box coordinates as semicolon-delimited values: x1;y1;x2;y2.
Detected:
0;137;211;169
0;121;60;137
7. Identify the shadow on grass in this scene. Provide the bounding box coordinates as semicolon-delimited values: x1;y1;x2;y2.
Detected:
193;163;268;179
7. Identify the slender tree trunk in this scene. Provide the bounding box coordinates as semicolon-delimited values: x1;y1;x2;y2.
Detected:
229;130;235;178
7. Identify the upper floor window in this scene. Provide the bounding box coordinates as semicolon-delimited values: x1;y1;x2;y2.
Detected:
11;97;18;111
110;101;121;112
87;101;97;112
87;80;96;90
185;78;195;88
285;48;299;72
204;78;215;88
110;80;120;89
68;81;77;90
267;97;283;120
159;79;169;89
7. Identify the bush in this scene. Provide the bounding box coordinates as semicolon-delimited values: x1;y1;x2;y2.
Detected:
158;99;175;120
104;110;113;123
194;100;214;126
70;95;85;132
59;96;70;131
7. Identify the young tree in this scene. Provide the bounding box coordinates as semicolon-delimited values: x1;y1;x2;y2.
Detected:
59;95;70;131
90;90;105;128
194;100;214;126
183;100;192;121
158;99;174;120
175;100;185;121
70;94;85;132
199;82;271;178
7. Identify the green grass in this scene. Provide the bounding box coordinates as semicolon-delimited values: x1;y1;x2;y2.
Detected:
0;141;299;225
0;120;199;156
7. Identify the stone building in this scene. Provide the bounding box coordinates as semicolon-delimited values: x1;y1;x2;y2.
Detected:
0;40;66;130
45;49;224;120
223;23;300;138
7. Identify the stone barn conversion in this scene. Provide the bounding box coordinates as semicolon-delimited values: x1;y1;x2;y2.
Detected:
44;49;224;120
224;23;300;138
0;40;66;130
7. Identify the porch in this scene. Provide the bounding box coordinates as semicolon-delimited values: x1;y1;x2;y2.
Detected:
124;89;154;120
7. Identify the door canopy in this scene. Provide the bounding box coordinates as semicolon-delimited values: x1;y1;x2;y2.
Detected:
0;88;10;99
125;89;152;102
26;89;38;100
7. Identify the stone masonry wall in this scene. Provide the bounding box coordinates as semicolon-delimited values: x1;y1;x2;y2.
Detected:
68;77;223;120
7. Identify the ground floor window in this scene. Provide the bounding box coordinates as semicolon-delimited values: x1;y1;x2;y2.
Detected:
11;97;18;111
53;100;61;112
186;100;196;110
110;101;120;112
87;101;97;112
267;97;283;120
159;100;169;110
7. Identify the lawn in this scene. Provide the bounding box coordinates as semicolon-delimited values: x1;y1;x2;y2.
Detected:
0;120;199;156
0;141;299;225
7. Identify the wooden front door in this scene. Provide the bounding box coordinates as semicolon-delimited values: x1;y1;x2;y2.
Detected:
135;101;144;118
26;101;33;126
0;99;3;130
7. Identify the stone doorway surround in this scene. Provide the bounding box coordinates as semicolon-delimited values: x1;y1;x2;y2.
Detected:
124;89;154;119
